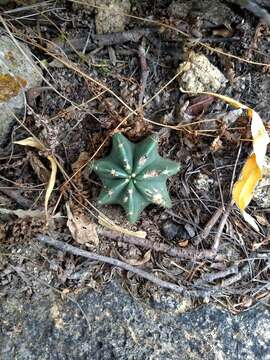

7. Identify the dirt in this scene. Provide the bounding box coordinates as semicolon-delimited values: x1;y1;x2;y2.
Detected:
0;0;270;311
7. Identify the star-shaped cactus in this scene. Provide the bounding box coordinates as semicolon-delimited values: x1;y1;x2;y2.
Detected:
92;133;180;223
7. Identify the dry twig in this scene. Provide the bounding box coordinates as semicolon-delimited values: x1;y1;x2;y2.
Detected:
221;264;250;287
93;28;158;47
49;28;158;54
212;200;234;252
195;265;239;285
194;207;223;245
98;228;224;261
36;234;223;298
0;183;33;209
138;38;149;107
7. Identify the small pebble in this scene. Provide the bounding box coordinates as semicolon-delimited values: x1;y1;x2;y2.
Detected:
161;220;190;241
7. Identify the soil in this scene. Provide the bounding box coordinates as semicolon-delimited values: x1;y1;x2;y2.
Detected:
0;0;270;314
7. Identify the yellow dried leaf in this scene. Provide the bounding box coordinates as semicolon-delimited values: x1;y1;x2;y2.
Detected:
14;136;45;151
232;153;261;210
14;137;57;223
180;89;270;230
233;109;269;230
45;155;57;222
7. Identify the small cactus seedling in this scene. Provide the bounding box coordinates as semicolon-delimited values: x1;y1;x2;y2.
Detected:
92;133;180;223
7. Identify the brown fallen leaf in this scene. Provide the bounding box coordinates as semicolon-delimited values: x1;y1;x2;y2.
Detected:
66;203;99;246
211;135;223;152
115;248;151;266
178;239;189;248
186;95;214;116
72;151;90;174
241;296;253;309
212;27;235;38
255;214;269;227
28;151;50;183
0;224;6;241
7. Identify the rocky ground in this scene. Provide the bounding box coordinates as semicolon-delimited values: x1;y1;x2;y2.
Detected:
1;0;270;358
1;282;270;359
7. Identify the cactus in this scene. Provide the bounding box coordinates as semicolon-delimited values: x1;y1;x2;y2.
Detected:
92;133;180;223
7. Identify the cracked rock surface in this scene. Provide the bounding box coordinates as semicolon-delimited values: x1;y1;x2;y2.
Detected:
1;282;269;360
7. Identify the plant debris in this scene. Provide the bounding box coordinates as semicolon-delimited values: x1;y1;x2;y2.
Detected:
0;0;270;311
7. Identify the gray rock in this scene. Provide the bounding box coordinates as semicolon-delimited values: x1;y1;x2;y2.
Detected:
229;0;270;25
0;35;42;147
241;72;270;122
178;51;227;93
1;281;270;359
74;0;131;34
169;0;270;26
169;0;235;26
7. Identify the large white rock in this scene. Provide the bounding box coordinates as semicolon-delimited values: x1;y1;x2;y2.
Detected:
0;35;42;147
178;51;227;93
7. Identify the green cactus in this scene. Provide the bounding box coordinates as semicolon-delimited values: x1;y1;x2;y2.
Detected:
92;133;180;223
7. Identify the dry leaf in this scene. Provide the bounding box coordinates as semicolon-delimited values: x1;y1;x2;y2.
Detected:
255;214;269;227
14;136;45;151
98;215;147;239
66;203;99;245
232;154;261;210
241;296;253;308
115;248;151;266
61;288;71;300
28;151;50;183
180;89;246;110
178;239;189;247
14;137;57;223
45;155;57;220
211;136;223;152
181;89;270;231
232;109;269;231
71;151;90;184
250;109;270;168
186;95;214;116
72;151;90;173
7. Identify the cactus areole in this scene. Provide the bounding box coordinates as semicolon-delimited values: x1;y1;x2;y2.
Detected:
92;133;180;223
